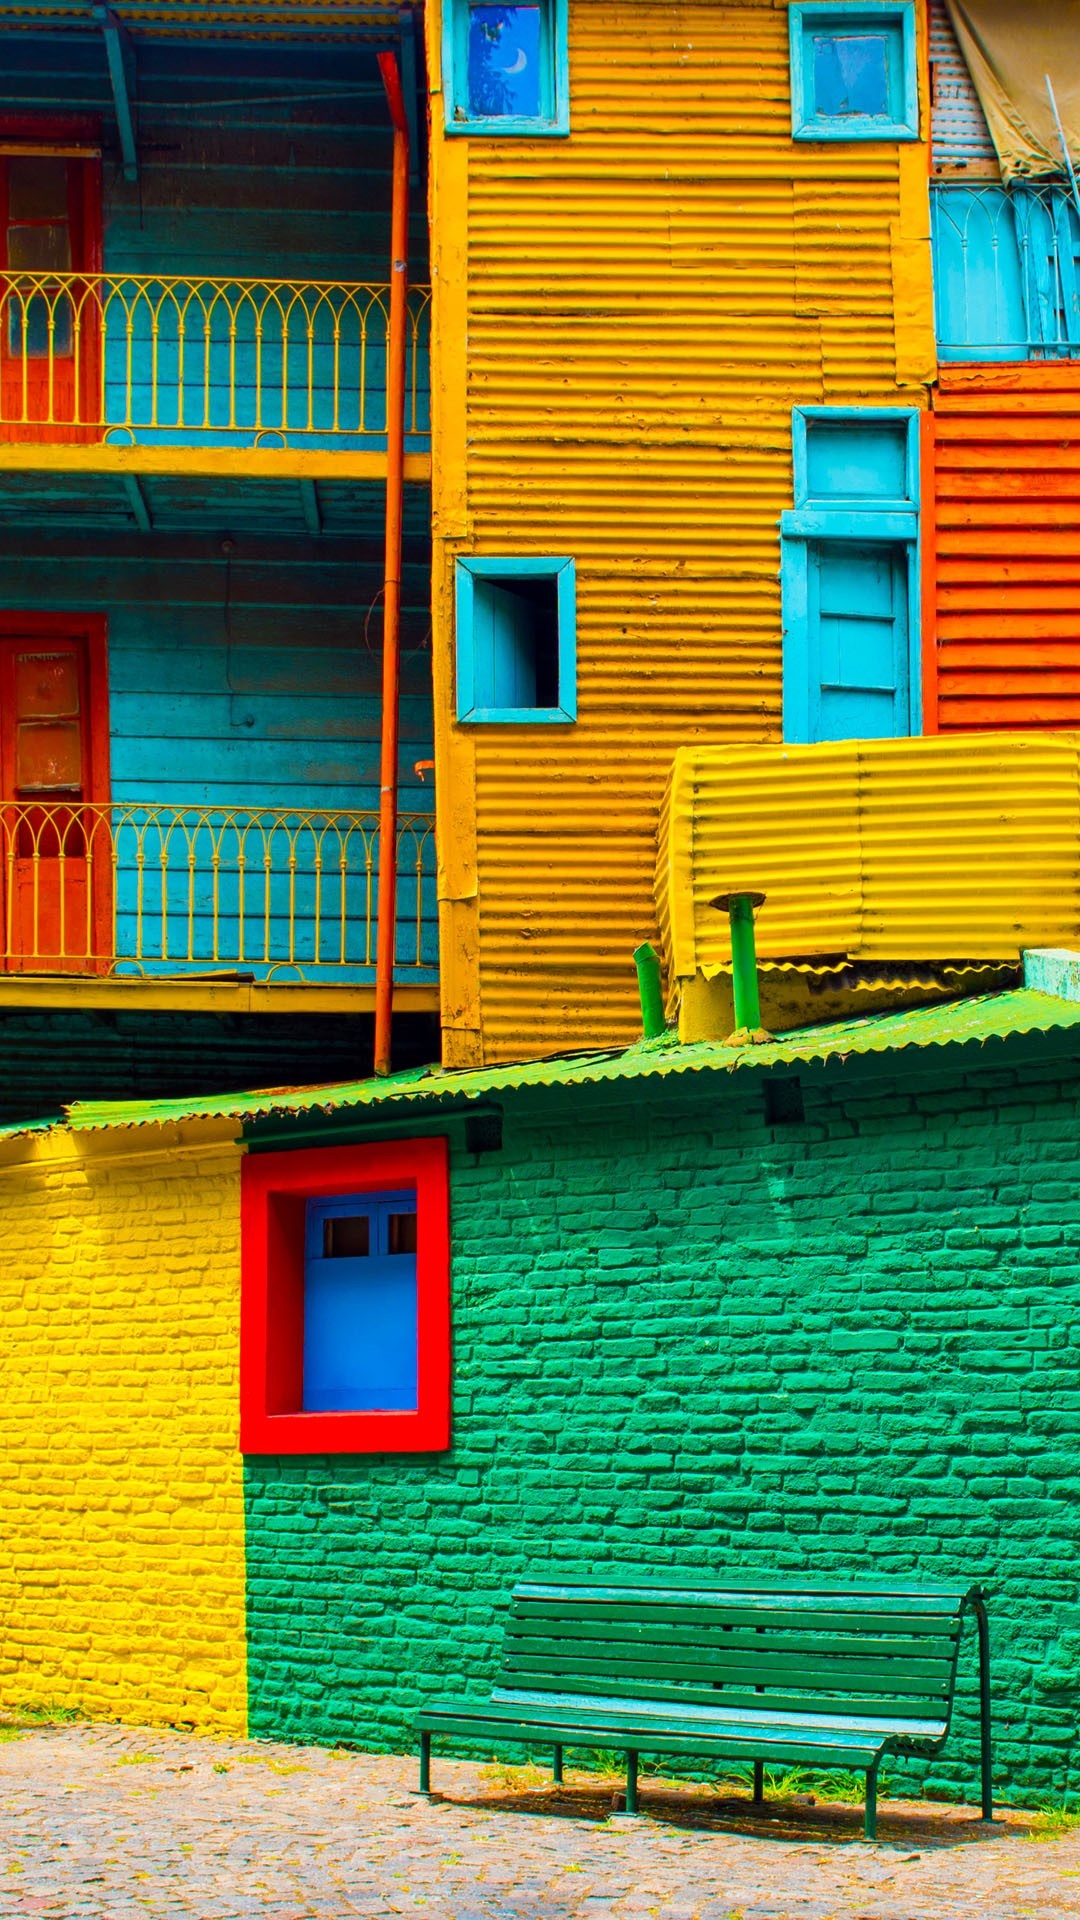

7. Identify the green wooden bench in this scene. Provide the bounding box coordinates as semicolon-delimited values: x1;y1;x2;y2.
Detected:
415;1575;992;1839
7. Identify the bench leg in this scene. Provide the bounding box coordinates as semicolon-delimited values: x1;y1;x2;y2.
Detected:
752;1760;765;1806
553;1743;564;1786
864;1764;878;1842
625;1749;639;1815
419;1729;431;1796
975;1595;994;1822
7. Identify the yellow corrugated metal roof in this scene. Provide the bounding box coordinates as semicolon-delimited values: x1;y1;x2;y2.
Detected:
658;734;1080;979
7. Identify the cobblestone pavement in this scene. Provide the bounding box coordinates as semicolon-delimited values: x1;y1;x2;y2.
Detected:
1;1722;1079;1919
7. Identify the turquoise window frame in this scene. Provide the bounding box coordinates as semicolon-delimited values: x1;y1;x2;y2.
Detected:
443;0;570;138
789;2;918;143
782;406;921;743
456;554;577;723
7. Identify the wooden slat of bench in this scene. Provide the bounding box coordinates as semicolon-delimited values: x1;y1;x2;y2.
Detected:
512;1599;964;1635
494;1672;950;1720
501;1643;957;1690
494;1688;948;1738
516;1580;978;1607
415;1701;901;1769
504;1619;961;1661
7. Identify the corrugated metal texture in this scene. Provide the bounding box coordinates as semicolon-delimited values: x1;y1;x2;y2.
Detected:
449;0;929;1063
929;0;996;173
933;373;1080;729
657;734;1080;975
41;985;1080;1137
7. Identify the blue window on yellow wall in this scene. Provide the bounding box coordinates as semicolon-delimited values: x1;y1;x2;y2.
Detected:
303;1190;419;1413
789;3;918;142
457;556;576;722
444;0;570;136
782;408;921;744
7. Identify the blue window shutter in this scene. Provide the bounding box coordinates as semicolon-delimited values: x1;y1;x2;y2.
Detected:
931;187;1027;362
807;540;910;742
302;1191;419;1413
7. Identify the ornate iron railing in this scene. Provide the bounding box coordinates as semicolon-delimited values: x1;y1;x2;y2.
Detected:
0;272;431;441
0;802;436;981
932;181;1080;360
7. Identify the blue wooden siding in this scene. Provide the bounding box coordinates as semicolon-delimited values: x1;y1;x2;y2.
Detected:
1;35;430;445
0;517;435;978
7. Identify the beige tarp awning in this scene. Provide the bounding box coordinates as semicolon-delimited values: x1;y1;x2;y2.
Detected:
945;0;1080;183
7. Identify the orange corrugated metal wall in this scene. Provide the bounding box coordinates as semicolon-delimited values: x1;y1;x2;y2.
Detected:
431;0;933;1065
931;370;1080;731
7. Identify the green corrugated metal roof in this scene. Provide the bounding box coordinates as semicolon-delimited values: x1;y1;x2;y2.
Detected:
50;987;1080;1137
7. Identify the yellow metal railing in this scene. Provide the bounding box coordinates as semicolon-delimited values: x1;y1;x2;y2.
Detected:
0;272;431;440
0;802;436;979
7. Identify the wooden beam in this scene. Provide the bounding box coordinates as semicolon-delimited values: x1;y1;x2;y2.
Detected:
299;477;322;536
0;977;439;1014
122;471;152;531
0;444;432;483
94;4;139;183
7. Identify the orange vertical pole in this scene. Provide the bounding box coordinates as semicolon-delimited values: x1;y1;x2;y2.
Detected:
920;406;939;735
375;50;410;1076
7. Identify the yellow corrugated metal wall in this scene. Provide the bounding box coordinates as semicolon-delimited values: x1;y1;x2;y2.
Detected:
658;735;1080;979
428;0;935;1066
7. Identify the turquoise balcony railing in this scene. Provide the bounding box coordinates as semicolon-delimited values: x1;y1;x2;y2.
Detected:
0;272;431;446
932;182;1080;362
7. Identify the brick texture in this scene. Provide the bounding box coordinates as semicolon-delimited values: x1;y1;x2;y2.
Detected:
245;1034;1080;1804
0;1133;247;1731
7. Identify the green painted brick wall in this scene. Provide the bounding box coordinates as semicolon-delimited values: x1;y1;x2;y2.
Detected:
244;1033;1080;1804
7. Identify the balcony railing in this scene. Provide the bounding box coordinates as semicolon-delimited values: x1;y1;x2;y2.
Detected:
0;273;431;444
0;802;436;982
932;182;1080;361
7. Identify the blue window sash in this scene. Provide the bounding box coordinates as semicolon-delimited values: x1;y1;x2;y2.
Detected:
302;1189;419;1414
783;406;921;745
456;554;577;723
443;0;570;137
931;183;1080;363
789;2;918;143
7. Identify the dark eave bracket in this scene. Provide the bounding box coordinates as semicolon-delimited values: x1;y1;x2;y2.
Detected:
94;4;139;183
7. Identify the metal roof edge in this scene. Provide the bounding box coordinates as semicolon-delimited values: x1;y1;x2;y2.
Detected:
55;987;1080;1138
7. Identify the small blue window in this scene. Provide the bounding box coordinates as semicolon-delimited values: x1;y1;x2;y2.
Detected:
445;0;569;137
457;556;576;723
789;3;918;142
303;1190;418;1413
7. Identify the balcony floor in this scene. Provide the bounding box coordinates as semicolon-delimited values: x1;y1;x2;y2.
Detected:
0;975;439;1014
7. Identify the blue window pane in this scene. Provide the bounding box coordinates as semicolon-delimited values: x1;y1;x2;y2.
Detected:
303;1191;418;1413
468;4;543;119
813;33;890;118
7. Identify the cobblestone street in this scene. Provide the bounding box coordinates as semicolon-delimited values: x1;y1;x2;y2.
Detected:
0;1723;1078;1919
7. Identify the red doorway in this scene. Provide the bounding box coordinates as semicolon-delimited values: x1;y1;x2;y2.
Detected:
0;119;103;441
0;615;111;972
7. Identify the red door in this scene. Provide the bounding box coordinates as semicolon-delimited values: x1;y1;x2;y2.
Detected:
0;620;111;972
0;139;102;440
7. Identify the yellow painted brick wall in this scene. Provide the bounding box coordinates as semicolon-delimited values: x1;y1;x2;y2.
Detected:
0;1128;246;1732
427;0;936;1066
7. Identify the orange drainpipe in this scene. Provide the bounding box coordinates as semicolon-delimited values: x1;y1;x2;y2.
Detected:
374;49;409;1076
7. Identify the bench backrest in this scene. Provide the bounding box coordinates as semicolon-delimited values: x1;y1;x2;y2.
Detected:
493;1577;981;1731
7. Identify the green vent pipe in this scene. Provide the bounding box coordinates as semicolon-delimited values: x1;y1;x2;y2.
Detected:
710;891;766;1032
633;942;666;1039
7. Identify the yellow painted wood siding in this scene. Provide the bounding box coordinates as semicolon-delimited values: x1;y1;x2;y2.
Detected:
429;0;934;1065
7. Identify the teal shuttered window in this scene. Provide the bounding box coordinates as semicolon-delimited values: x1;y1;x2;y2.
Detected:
782;409;921;745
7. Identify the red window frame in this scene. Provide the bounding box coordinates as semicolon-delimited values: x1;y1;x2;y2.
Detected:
240;1136;451;1455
